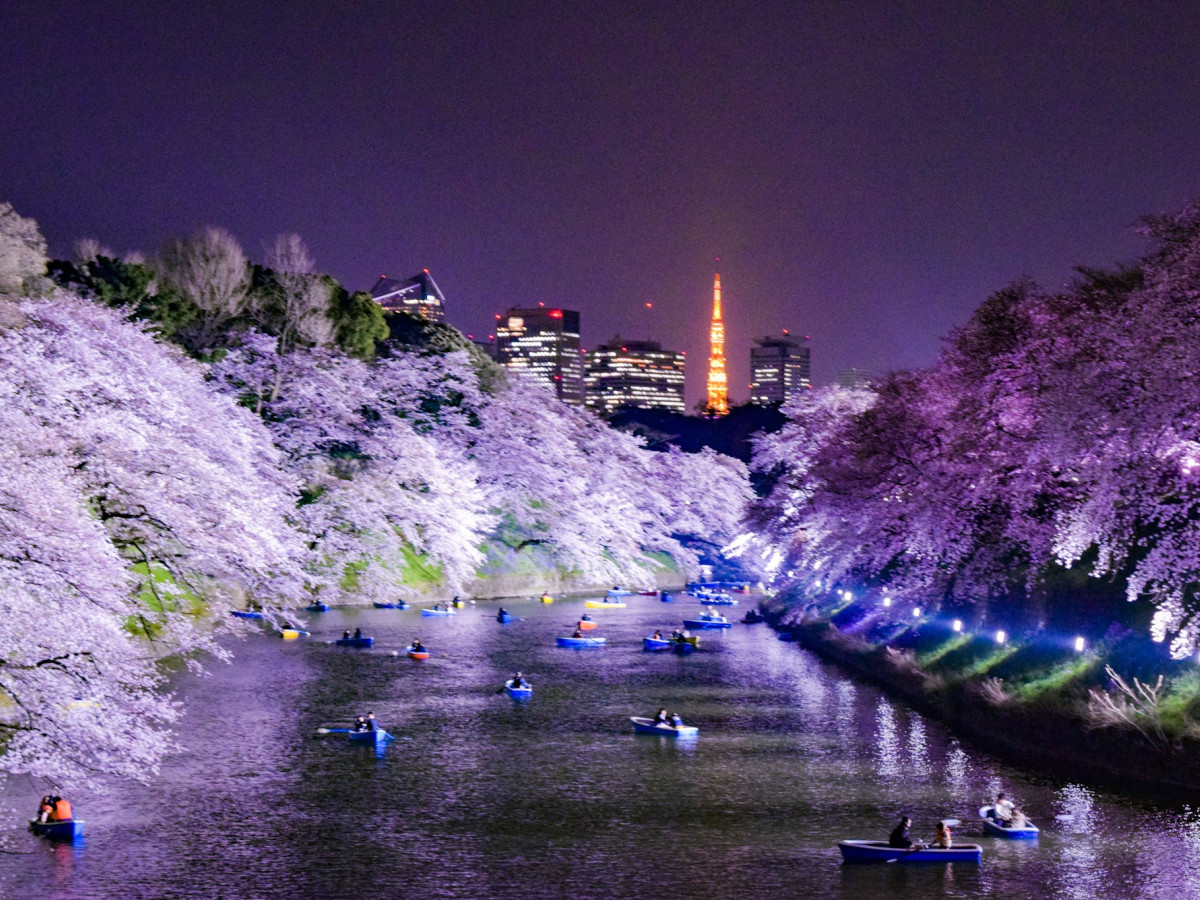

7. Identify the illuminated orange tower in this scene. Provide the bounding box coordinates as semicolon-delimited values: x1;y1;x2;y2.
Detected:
705;271;729;416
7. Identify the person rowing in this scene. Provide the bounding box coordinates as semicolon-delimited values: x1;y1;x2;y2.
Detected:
497;607;509;621
888;815;917;849
653;708;670;726
991;792;1014;824
933;820;952;848
409;639;425;653
511;671;527;689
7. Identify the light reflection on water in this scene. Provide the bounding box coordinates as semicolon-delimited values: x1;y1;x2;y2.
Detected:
3;597;1200;898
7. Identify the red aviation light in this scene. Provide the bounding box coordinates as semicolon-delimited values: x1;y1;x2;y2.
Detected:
538;302;545;307
423;268;429;274
548;310;563;318
645;302;653;308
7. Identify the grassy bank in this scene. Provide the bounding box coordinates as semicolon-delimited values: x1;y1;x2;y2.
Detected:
766;588;1200;799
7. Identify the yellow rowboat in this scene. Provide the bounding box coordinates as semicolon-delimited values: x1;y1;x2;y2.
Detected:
540;595;555;604
280;629;303;640
585;600;627;609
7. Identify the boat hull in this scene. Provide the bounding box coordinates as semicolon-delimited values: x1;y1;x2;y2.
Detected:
421;609;456;617
585;600;626;609
335;637;373;647
406;651;430;660
29;819;84;841
577;620;598;630
630;716;698;737
373;601;409;609
497;613;516;623
979;807;1039;839
505;680;533;699
230;610;264;620
838;841;982;863
643;637;672;651
540;596;554;604
556;636;606;648
306;603;330;613
682;618;731;629
347;728;392;747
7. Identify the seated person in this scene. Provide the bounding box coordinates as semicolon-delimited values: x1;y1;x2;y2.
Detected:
670;712;684;728
651;631;663;640
36;795;53;824
571;628;583;638
410;639;425;653
365;712;377;731
353;627;362;639
933;821;952;848
993;792;1014;823
354;716;368;732
888;816;915;849
49;796;72;822
497;608;508;619
511;672;526;688
343;630;351;640
1009;808;1028;829
653;708;670;726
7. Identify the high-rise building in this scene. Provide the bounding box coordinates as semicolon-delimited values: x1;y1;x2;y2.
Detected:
750;331;811;405
370;270;447;323
836;368;872;391
585;336;686;414
495;307;585;404
705;272;729;416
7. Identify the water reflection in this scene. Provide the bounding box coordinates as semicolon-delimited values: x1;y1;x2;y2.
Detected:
905;715;930;777
874;699;902;779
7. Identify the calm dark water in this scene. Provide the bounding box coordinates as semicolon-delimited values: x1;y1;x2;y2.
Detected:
6;594;1200;899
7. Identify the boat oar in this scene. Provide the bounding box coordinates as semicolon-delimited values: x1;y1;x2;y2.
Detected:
315;727;353;735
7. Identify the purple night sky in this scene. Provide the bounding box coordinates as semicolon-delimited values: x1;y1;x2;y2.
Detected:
4;1;1200;405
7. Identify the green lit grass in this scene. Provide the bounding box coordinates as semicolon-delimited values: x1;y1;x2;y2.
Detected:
1008;655;1099;701
916;634;971;667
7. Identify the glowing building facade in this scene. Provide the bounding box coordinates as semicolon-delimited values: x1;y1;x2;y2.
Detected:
750;332;811;405
370;270;447;322
705;272;729;415
585;337;686;414
495;307;585;405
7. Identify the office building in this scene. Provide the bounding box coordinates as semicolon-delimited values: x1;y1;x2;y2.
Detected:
370;270;447;323
585;336;686;414
495;307;584;404
750;331;811;405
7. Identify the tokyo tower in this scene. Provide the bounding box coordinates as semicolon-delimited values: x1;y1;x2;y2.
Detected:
705;271;728;416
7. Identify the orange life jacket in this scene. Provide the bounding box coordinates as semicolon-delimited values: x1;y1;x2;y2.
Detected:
52;798;72;821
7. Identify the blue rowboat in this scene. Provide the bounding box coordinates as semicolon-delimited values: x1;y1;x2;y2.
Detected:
497;612;516;624
643;637;673;651
335;636;373;647
373;601;410;609
306;603;330;613
556;636;606;648
29;819;84;841
682;615;731;629
838;840;982;863
347;728;393;748
230;610;264;620
979;807;1039;839
607;588;632;598
421;608;456;617
505;679;533;699
630;716;698;737
702;595;738;606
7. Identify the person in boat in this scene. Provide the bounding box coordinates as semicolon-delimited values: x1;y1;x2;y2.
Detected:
49;796;73;822
410;639;425;653
933;820;952;848
571;628;584;638
353;627;362;639
581;613;594;622
343;630;351;640
354;715;368;732
366;711;377;731
511;672;527;689
36;795;53;824
1009;808;1028;829
670;712;685;728
651;631;663;640
653;708;670;726
888;816;915;849
497;608;508;620
992;792;1015;824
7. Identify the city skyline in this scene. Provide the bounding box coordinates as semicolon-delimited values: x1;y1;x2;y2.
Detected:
6;4;1200;407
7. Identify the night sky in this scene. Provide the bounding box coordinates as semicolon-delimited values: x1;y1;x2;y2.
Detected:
5;1;1200;405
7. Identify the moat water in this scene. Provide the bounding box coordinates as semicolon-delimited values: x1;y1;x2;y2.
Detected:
5;594;1200;898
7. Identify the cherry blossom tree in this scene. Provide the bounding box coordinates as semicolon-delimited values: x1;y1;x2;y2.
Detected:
0;293;306;782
